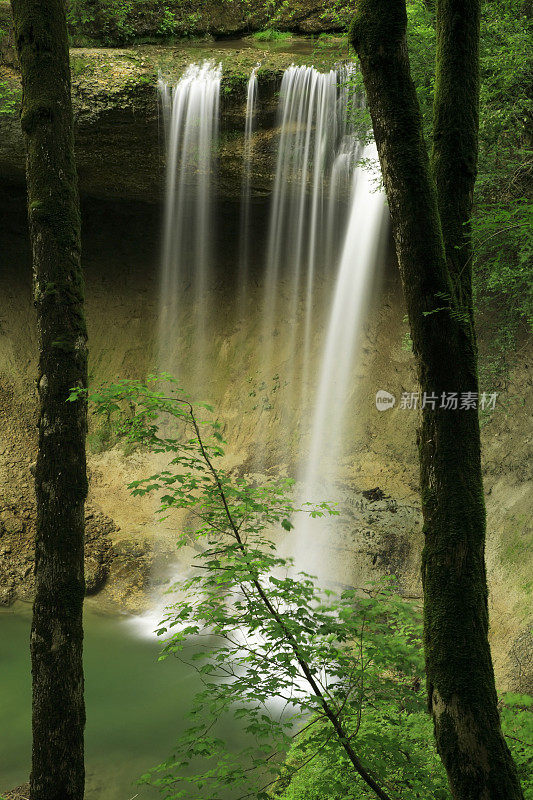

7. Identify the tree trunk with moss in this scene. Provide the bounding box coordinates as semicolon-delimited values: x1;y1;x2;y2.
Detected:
10;1;87;799
350;1;523;798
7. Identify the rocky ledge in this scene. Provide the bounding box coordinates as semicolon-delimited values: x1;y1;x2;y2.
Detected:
0;37;351;203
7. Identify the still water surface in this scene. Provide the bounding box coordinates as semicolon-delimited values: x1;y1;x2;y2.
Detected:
0;604;224;799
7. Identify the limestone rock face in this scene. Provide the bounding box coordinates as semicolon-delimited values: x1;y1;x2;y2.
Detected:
0;40;347;202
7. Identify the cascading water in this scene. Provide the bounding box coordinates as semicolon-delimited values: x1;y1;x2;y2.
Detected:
291;145;386;578
238;67;258;314
130;62;222;640
260;65;339;399
307;148;384;480
158;61;222;381
143;60;386;636
300;63;363;400
256;65;366;456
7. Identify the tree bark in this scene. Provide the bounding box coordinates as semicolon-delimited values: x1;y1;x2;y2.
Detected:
350;2;524;798
10;2;88;799
432;0;480;309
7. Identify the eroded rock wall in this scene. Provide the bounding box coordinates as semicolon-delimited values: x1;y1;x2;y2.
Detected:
0;185;530;690
0;40;350;201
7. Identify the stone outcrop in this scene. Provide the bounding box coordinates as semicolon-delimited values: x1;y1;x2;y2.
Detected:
0;40;348;201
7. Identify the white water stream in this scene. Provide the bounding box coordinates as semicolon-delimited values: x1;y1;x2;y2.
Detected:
158;61;222;381
292;146;385;577
260;65;347;397
147;61;386;636
238;67;259;313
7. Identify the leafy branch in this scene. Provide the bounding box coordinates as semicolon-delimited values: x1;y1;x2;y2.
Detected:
70;376;426;800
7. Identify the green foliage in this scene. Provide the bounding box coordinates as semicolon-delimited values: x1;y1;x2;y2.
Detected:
67;0;179;44
472;202;532;328
473;2;533;382
253;28;292;42
500;693;533;797
67;0;135;44
477;1;532;201
405;0;436;136
403;0;533;383
70;376;533;799
67;0;98;29
76;376;429;800
275;706;449;800
0;81;18;115
158;6;177;37
276;692;533;800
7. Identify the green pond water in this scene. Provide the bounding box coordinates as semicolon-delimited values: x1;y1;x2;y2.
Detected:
0;604;243;800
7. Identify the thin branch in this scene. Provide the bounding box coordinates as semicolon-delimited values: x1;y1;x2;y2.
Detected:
166;397;395;800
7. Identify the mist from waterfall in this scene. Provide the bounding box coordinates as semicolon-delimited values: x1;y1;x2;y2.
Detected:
158;61;222;379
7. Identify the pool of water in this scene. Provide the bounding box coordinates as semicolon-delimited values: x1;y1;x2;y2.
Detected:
176;34;348;57
0;604;221;799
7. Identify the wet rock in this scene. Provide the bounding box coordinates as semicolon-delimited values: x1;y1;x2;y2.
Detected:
0;41;346;202
85;555;108;595
361;486;386;502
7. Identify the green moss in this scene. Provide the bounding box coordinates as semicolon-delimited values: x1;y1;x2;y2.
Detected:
350;0;407;58
220;73;248;101
253;28;292;42
501;516;530;566
70;54;95;77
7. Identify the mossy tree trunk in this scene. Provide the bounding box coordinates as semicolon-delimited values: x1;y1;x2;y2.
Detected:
431;0;480;313
10;1;88;799
350;1;524;798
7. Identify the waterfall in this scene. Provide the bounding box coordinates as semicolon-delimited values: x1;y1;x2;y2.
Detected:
257;64;365;464
260;66;337;388
133;62;222;639
143;60;386;637
300;64;363;402
238;68;259;314
252;64;386;576
158;61;222;380
292;145;386;578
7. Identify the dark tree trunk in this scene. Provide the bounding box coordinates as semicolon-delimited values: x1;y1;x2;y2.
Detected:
350;1;524;798
432;0;480;311
10;2;88;799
